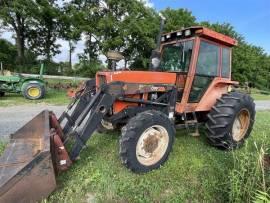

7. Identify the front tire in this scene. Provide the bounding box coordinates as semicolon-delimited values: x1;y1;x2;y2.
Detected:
119;110;175;173
206;92;255;149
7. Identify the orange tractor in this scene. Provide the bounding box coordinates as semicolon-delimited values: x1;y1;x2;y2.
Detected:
0;24;255;202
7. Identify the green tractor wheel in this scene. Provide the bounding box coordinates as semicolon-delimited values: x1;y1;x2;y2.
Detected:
22;82;45;100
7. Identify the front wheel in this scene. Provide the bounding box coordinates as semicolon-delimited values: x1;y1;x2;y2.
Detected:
206;92;255;149
119;110;175;173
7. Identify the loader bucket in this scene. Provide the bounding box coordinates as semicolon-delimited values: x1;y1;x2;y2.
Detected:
0;110;57;203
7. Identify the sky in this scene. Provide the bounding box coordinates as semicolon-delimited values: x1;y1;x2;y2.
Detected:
150;0;270;53
1;0;270;64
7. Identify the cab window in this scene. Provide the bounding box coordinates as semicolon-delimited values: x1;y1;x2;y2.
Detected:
188;41;220;103
160;40;193;72
222;48;231;78
196;41;219;76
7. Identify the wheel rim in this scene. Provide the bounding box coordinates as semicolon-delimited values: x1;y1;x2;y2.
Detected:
232;108;250;142
28;87;40;98
136;125;169;166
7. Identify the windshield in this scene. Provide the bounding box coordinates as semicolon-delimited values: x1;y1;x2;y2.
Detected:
160;40;193;72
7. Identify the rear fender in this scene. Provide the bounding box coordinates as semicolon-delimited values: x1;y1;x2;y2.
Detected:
21;79;45;92
195;78;238;112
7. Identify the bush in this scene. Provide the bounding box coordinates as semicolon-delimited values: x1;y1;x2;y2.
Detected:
228;142;270;203
73;61;104;78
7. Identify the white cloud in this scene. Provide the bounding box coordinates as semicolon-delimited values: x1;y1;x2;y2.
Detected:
140;0;154;8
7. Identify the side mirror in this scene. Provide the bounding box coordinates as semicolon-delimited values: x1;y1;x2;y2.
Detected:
149;50;161;70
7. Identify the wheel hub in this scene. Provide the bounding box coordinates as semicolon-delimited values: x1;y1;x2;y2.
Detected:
142;135;159;153
232;108;250;142
136;125;169;166
28;87;40;98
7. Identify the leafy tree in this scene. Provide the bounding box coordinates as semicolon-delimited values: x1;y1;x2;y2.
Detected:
0;38;17;69
64;0;101;62
26;0;62;61
0;0;35;64
161;8;196;32
0;38;38;72
59;3;81;69
96;0;159;69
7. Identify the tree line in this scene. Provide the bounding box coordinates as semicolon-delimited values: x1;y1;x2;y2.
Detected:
0;0;269;89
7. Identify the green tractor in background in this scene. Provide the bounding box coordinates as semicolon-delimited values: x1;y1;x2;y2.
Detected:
0;63;46;100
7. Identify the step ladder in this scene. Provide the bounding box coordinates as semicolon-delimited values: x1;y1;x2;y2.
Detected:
183;112;200;137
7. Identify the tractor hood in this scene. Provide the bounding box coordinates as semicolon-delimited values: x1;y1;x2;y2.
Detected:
96;71;176;87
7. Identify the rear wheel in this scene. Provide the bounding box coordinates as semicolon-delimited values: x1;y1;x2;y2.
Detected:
206;92;255;149
22;82;45;100
119;110;175;173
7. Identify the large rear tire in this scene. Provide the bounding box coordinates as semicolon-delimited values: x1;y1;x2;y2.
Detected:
119;110;175;173
206;92;255;149
22;82;45;100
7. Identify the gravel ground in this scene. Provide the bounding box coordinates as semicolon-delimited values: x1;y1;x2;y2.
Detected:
254;100;270;111
0;104;66;139
0;101;269;139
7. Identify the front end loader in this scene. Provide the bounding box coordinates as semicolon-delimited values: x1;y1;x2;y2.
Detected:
0;26;256;202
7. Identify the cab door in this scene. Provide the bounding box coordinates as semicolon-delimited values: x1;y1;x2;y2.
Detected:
188;40;221;103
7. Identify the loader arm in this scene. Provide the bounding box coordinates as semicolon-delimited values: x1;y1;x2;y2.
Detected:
58;81;129;161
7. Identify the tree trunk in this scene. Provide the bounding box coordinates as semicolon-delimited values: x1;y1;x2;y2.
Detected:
14;15;25;66
15;32;25;65
69;41;73;69
88;34;92;63
45;29;52;61
124;59;128;68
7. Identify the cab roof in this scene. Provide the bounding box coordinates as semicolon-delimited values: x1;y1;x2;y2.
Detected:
161;26;238;47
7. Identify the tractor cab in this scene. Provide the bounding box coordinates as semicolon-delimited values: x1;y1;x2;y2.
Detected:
154;26;238;109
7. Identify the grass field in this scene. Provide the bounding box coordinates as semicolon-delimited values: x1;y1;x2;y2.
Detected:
0;89;69;107
42;111;270;203
251;93;270;101
250;88;270;100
